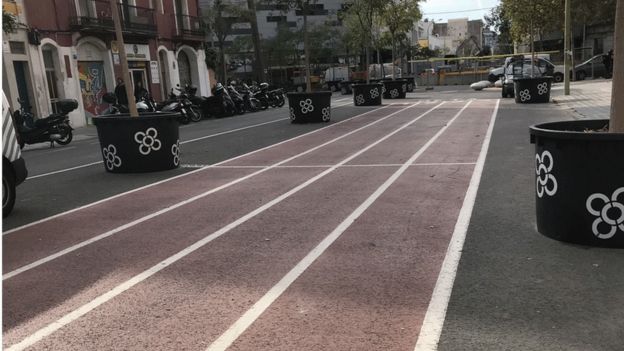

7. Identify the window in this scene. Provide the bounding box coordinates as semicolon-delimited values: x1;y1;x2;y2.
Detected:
43;49;60;101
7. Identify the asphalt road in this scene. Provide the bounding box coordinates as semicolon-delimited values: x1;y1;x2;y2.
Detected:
4;86;622;351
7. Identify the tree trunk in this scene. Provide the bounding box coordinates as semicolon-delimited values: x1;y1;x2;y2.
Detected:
610;0;624;132
109;0;138;116
303;9;312;92
246;0;265;83
365;46;370;84
391;33;396;80
219;42;227;83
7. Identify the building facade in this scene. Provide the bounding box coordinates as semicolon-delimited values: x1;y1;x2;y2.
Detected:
2;0;211;127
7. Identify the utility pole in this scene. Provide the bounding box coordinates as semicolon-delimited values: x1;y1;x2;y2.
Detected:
110;0;138;116
564;0;571;95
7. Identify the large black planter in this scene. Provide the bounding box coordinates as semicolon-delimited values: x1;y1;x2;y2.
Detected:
92;113;181;173
287;91;332;123
382;79;408;99
403;77;416;92
352;83;383;106
514;77;553;103
529;119;624;247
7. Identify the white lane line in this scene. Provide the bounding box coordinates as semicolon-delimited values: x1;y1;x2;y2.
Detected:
206;99;475;351
26;162;104;180
200;163;477;169
3;103;420;279
414;99;500;351
19;102;357;180
5;102;441;351
3;103;393;236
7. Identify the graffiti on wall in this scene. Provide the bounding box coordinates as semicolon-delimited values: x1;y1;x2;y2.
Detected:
78;61;108;119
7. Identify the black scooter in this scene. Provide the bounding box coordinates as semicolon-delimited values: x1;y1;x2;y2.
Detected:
13;98;77;148
227;84;246;115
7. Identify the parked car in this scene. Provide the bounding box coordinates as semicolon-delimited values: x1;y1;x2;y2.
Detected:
489;56;560;83
2;92;28;217
573;54;611;80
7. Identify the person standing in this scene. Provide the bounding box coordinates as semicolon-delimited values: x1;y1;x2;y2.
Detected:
114;78;128;105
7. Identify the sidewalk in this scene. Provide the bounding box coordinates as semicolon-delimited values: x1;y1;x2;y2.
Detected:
550;79;612;120
437;90;623;350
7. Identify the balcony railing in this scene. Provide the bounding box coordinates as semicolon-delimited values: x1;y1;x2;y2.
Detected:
70;0;156;35
173;14;205;39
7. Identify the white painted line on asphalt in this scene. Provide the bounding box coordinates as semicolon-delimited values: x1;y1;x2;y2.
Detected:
414;99;500;351
5;102;438;351
3;103;419;279
185;162;478;170
19;102;356;181
4;103;391;236
207;100;474;351
26;162;104;180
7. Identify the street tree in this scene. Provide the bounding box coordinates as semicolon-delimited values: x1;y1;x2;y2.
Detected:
379;0;422;79
203;0;244;83
3;9;17;34
266;0;323;92
484;5;513;54
342;0;386;83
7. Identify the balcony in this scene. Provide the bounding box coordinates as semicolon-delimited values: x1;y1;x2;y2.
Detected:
70;0;156;36
173;14;205;41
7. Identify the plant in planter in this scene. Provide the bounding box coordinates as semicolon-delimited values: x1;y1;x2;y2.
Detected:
271;0;332;123
342;0;386;106
528;0;623;247
502;0;559;103
378;0;421;99
92;0;180;173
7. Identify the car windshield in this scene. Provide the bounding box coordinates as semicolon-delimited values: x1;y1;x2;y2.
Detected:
580;55;604;65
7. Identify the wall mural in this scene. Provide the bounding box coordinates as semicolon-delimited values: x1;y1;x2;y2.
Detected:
78;61;108;120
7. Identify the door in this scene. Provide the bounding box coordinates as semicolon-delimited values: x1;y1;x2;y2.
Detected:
178;50;192;87
78;61;108;120
129;69;149;100
13;61;32;114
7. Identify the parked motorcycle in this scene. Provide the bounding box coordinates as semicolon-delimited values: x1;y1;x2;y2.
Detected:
13;98;76;148
239;83;261;112
267;88;286;107
159;89;197;124
102;92;154;114
227;84;246;115
250;82;270;110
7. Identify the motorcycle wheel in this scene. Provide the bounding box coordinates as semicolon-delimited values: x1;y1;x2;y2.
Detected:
179;110;191;124
259;99;269;110
277;97;285;107
55;125;73;145
189;106;202;122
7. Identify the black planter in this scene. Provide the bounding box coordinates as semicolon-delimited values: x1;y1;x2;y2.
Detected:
529;119;624;247
287;91;332;123
403;77;416;92
92;112;181;173
352;83;383;106
514;77;553;103
382;79;408;99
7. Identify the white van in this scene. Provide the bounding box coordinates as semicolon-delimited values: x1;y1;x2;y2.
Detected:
322;67;350;91
3;92;28;217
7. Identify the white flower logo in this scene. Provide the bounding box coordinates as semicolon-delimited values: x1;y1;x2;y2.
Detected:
519;89;531;102
355;94;365;105
134;127;162;155
535;150;557;198
102;144;122;170
586;188;624;239
537;82;549;95
289;107;296;120
370;88;379;99
321;107;330;121
171;140;180;166
299;99;314;114
390;89;399;98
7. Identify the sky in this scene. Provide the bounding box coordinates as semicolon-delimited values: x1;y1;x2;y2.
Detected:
419;0;501;23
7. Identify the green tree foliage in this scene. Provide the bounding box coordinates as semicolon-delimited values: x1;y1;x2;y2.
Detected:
484;5;513;54
3;8;17;34
265;0;322;92
379;0;422;78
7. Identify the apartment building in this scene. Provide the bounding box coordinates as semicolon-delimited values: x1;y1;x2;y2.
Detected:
2;0;210;127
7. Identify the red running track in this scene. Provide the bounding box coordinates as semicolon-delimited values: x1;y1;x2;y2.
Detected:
3;99;498;351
